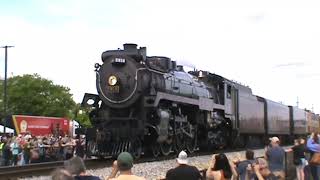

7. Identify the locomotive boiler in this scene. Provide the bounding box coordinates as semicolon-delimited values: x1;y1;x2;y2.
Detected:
81;43;320;158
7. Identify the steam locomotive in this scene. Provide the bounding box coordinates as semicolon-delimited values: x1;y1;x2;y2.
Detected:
81;43;320;158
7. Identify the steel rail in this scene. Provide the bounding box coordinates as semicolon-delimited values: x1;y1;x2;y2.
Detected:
0;159;106;180
0;161;63;180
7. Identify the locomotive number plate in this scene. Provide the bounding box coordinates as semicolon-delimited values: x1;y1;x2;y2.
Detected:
107;86;120;93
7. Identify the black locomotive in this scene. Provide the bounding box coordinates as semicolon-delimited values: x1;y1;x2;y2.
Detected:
81;43;320;158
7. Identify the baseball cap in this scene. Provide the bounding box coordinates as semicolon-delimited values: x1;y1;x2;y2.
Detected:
117;152;133;171
177;151;188;164
269;136;280;143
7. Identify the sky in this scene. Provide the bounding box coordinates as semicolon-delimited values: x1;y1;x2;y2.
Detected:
0;0;320;113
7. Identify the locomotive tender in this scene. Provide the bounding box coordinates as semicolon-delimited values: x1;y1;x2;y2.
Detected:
81;43;320;158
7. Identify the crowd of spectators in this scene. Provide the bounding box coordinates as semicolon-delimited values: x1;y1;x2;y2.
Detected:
2;132;320;179
0;133;85;166
162;134;320;180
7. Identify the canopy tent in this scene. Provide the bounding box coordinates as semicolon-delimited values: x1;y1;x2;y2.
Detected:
0;125;14;133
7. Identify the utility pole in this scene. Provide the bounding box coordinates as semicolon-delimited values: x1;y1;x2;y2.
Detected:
1;45;14;134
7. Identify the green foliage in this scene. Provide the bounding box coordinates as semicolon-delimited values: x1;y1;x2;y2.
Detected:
73;103;92;128
0;74;76;118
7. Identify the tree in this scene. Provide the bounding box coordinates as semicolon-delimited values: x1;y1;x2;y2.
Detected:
73;103;92;127
0;74;76;118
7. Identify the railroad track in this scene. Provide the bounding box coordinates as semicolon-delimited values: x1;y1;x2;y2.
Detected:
0;159;109;180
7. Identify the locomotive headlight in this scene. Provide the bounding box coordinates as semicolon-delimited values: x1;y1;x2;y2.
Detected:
108;75;118;86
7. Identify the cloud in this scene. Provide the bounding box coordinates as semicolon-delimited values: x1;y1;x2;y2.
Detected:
273;62;306;68
248;13;265;23
295;73;320;79
1;0;320;113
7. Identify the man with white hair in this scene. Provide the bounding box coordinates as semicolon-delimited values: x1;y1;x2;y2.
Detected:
165;151;201;180
65;156;100;180
265;137;285;180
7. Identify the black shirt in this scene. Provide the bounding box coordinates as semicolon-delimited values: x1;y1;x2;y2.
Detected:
2;144;10;159
292;144;306;165
166;164;201;180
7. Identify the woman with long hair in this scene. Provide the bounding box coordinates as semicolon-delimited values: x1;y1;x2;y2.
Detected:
206;153;237;180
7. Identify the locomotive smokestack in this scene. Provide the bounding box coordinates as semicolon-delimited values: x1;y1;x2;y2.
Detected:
123;43;138;52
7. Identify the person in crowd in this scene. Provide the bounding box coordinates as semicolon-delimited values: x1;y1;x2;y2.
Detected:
10;137;20;166
265;137;285;180
286;138;307;180
65;137;75;160
75;137;85;158
65;156;100;180
30;146;40;163
165;151;201;180
48;140;58;161
57;138;66;160
306;132;320;180
0;133;84;166
0;137;4;166
51;168;74;180
106;152;145;180
206;153;238;180
38;138;49;162
235;149;255;180
23;138;32;164
15;136;24;166
2;138;11;166
246;158;279;180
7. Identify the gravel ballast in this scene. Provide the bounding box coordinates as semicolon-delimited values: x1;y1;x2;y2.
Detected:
20;148;269;180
